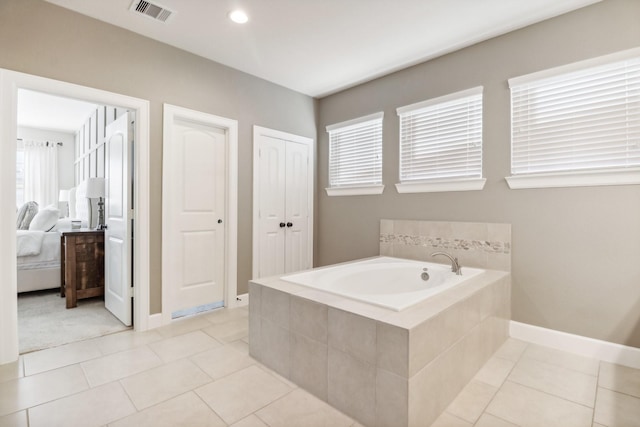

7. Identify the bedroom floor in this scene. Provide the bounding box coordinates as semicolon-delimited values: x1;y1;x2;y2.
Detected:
18;289;129;354
1;306;639;427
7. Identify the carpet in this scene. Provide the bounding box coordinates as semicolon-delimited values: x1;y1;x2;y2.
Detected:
18;289;130;354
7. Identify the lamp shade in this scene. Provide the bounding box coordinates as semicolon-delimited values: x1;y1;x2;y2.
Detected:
58;189;70;202
85;177;105;198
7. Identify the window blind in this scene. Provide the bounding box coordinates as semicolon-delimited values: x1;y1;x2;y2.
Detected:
327;112;383;188
510;55;640;176
397;87;483;183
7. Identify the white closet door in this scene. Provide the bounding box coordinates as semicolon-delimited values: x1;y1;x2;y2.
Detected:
284;141;310;273
166;120;226;314
256;136;286;278
253;126;313;279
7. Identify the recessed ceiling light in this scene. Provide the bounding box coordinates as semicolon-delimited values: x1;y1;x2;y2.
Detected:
229;10;249;24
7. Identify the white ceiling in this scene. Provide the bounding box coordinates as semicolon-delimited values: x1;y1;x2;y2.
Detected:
43;0;601;98
18;90;98;133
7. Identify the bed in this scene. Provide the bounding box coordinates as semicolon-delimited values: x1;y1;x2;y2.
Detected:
16;182;92;293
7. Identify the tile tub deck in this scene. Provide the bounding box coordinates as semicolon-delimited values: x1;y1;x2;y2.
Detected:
249;259;511;427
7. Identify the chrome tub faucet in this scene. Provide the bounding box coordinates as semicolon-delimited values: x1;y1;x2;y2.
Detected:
431;251;462;275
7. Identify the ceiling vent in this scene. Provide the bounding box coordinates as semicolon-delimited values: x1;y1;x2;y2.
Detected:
130;0;174;23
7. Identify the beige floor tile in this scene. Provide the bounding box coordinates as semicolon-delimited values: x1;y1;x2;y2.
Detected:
493;338;528;362
598;362;640;399
22;339;101;376
108;391;226;427
475;413;519;427
120;358;211;410
195;365;292;425
522;344;599;376
230;414;269;427
91;329;163;355
0;358;23;384
28;381;135;427
229;339;250;355
0;364;88;416
258;364;298;389
149;330;221;362
81;346;163;387
0;410;28;427
204;307;249;325
429;411;472;427
474;356;516;388
594;387;640;427
445;379;498;423
486;381;593;427
592;424;607;427
191;345;255;380
508;357;597;406
256;388;354;427
155;315;212;338
202;318;249;343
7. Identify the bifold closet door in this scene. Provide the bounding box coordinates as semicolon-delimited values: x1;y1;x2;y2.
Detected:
256;137;287;278
254;129;312;279
284;141;310;273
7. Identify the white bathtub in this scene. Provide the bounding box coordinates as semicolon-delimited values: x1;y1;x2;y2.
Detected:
281;256;484;311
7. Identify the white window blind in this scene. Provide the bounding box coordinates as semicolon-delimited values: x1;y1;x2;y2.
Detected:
397;87;483;186
327;112;383;191
509;53;640;177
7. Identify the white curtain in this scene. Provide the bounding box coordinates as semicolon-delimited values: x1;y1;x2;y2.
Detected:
23;141;59;208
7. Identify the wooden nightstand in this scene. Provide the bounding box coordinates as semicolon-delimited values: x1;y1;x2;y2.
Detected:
60;229;105;309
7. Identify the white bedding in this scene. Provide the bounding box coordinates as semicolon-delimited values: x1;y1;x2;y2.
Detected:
16;230;45;257
17;231;61;270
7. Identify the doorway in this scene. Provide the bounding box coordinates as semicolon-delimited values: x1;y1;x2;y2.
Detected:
15;90;133;353
0;69;151;364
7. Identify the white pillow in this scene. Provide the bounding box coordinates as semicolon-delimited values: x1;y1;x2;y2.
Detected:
28;207;60;232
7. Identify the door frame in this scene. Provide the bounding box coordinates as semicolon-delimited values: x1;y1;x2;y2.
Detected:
0;69;151;364
161;104;238;326
252;126;314;279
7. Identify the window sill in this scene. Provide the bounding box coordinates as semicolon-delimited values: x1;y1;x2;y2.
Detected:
395;178;486;194
505;168;640;189
325;185;385;196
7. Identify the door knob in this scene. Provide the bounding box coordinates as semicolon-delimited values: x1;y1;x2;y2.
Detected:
286;222;293;227
279;222;286;228
217;219;223;224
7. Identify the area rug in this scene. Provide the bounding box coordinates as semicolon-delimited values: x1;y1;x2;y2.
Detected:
18;289;130;354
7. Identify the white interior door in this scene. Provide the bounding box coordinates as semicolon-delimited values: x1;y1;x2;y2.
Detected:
104;113;132;326
253;127;314;279
165;119;226;317
256;137;286;278
284;141;310;273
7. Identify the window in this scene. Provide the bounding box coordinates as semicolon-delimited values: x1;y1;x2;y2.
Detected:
396;87;485;193
326;112;384;196
507;48;640;189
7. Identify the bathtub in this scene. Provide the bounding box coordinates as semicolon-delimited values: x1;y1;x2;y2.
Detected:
281;256;484;311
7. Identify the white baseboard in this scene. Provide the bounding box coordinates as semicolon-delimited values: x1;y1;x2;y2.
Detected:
233;293;249;307
146;313;163;330
510;321;640;369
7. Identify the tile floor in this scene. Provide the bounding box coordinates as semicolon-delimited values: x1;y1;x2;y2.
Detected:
0;306;638;427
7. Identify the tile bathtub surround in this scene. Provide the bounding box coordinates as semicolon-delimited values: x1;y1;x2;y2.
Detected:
249;267;511;427
380;220;512;272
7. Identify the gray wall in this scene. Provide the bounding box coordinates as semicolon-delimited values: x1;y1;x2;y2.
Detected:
316;0;640;347
1;0;316;310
